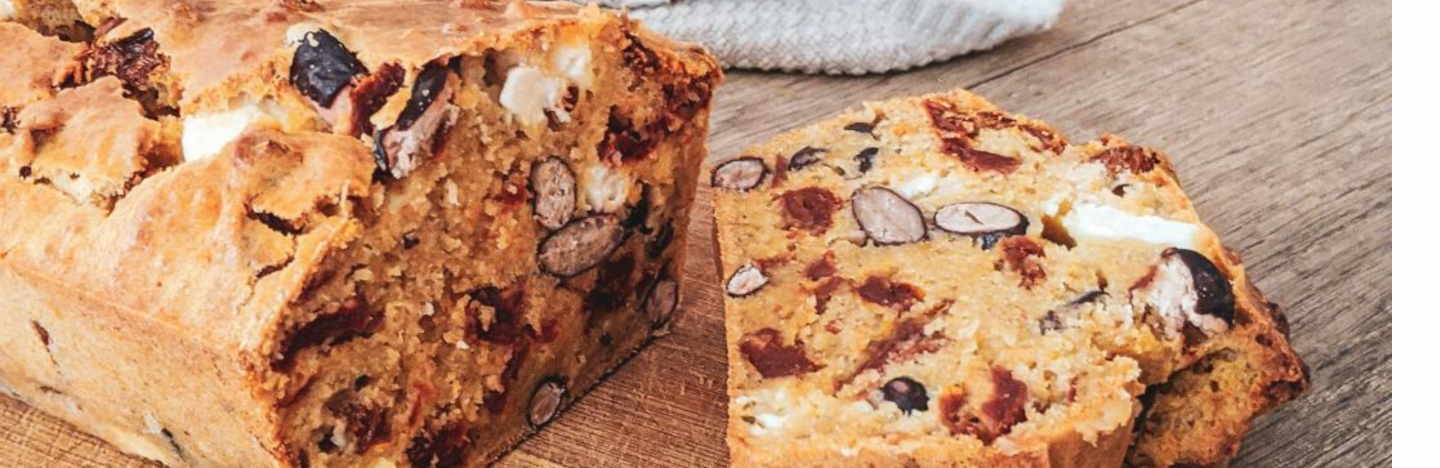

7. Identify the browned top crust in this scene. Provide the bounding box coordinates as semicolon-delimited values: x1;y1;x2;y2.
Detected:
1;126;374;354
10;77;167;205
68;0;610;108
0;23;83;107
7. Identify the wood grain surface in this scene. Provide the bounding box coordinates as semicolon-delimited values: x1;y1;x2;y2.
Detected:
0;0;1392;466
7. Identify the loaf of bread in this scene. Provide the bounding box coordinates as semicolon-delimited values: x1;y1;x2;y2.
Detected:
0;2;719;467
711;89;1307;467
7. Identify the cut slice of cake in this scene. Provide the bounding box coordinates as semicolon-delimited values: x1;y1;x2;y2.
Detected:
0;1;719;467
711;89;1307;467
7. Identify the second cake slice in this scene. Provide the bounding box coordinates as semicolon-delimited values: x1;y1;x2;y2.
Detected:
711;89;1307;467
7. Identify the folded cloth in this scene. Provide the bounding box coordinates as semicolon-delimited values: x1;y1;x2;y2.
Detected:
584;0;1065;75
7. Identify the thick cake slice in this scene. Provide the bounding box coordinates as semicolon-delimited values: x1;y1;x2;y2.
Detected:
0;1;718;467
712;89;1306;467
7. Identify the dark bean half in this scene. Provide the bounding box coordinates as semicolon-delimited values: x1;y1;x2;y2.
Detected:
1173;249;1235;328
934;202;1029;250
290;29;367;108
527;376;567;428
725;263;769;297
530;156;577;231
374;64;459;178
711;157;768;191
882;377;930;414
852;187;926;245
643;277;680;328
855;147;879;173
1039;290;1107;334
845;113;885;136
788;147;826;171
537;215;625;277
1136;248;1235;337
844;121;875;134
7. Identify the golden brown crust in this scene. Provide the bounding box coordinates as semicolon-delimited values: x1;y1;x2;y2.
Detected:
61;0;723;112
0;126;373;466
1;126;373;353
730;424;1136;468
1059;134;1311;468
1125;269;1309;467
0;23;83;108
9;77;168;205
1042;132;1311;468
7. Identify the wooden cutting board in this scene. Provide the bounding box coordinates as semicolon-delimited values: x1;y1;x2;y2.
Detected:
0;0;1392;466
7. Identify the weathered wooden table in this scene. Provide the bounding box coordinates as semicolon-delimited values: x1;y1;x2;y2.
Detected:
0;0;1391;465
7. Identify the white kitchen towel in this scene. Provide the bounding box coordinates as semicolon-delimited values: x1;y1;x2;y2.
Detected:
581;0;1066;75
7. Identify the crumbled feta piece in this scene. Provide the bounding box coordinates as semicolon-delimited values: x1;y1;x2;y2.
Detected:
553;44;593;88
890;171;941;199
499;66;569;126
181;103;281;162
1062;202;1199;249
283;22;324;47
582;162;630;213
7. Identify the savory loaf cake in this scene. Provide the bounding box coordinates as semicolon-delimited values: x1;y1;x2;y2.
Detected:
711;89;1307;467
0;1;719;467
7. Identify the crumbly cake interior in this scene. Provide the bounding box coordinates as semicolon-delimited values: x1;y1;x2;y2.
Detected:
0;2;717;468
712;90;1306;467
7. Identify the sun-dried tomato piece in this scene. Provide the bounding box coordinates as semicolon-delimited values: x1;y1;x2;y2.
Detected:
841;301;951;386
939;137;1021;174
598;109;660;164
406;422;470;468
739;328;819;378
997;237;1046;289
1021;124;1066;154
468;283;528;345
621;32;660;75
940;367;1029;444
804;252;838;280
770;154;790;187
811;276;846;316
343;63;405;137
662;80;713;131
856;276;923;311
1093;145;1161;175
274;296;383;370
779;187;841;234
86;28;165;91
